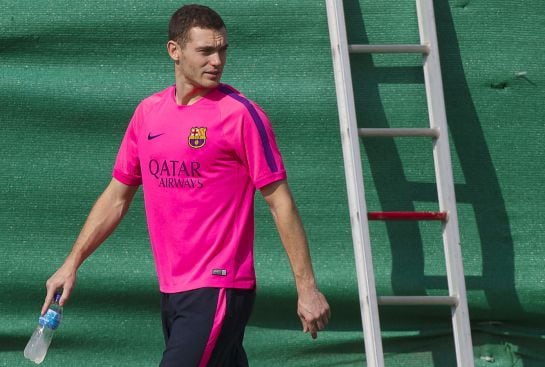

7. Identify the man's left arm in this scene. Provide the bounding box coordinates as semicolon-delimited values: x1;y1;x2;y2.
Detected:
261;179;331;339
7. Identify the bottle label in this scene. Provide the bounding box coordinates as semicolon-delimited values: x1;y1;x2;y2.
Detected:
39;309;61;330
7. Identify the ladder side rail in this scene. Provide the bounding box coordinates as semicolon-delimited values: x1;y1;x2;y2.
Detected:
417;1;475;366
325;1;385;366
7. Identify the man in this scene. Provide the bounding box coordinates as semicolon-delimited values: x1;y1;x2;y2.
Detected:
42;4;330;366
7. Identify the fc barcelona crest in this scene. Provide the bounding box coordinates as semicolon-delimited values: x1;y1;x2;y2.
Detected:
188;127;207;149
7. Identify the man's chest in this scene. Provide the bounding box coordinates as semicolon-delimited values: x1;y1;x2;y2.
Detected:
137;107;242;184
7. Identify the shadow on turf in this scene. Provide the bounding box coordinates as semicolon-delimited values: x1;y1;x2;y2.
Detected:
294;336;457;367
250;289;458;333
294;331;545;367
0;334;28;352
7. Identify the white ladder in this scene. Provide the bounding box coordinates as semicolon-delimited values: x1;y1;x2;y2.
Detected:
325;1;474;366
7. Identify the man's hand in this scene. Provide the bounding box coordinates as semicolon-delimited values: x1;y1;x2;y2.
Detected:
297;287;331;339
41;262;77;315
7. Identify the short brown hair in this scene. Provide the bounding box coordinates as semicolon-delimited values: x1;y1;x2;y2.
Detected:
168;4;226;46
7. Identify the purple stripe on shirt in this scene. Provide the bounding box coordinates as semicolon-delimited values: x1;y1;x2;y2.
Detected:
218;85;279;173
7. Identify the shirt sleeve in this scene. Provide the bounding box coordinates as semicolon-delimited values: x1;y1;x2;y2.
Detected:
112;104;143;186
240;102;287;189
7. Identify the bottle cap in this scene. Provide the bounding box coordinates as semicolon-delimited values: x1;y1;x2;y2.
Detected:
54;291;62;303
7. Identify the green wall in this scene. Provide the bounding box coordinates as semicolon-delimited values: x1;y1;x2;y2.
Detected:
1;1;544;366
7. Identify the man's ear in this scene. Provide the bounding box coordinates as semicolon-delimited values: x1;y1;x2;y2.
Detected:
167;40;181;63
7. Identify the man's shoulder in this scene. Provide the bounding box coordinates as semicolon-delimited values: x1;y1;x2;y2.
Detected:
217;84;252;103
140;85;173;107
142;85;174;104
216;84;266;116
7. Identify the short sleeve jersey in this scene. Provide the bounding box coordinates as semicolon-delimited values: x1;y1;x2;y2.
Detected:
113;84;287;293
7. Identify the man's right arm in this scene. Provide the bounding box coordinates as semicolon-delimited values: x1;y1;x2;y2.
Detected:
41;178;139;314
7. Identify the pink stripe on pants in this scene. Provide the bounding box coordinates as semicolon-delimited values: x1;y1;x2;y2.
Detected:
198;288;227;367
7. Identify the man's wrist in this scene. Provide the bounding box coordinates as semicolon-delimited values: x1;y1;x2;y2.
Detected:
295;278;318;294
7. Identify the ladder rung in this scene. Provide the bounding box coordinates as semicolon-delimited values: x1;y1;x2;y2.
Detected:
378;296;458;306
368;211;447;221
359;128;439;138
349;44;430;54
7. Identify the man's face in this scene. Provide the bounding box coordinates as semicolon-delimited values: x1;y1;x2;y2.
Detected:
177;27;228;89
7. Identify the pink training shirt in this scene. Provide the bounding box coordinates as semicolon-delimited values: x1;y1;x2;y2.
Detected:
113;84;287;293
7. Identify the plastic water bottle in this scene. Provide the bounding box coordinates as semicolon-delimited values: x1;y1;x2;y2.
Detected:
24;292;63;364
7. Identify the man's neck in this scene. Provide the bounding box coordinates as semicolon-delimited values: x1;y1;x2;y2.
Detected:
174;80;214;106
